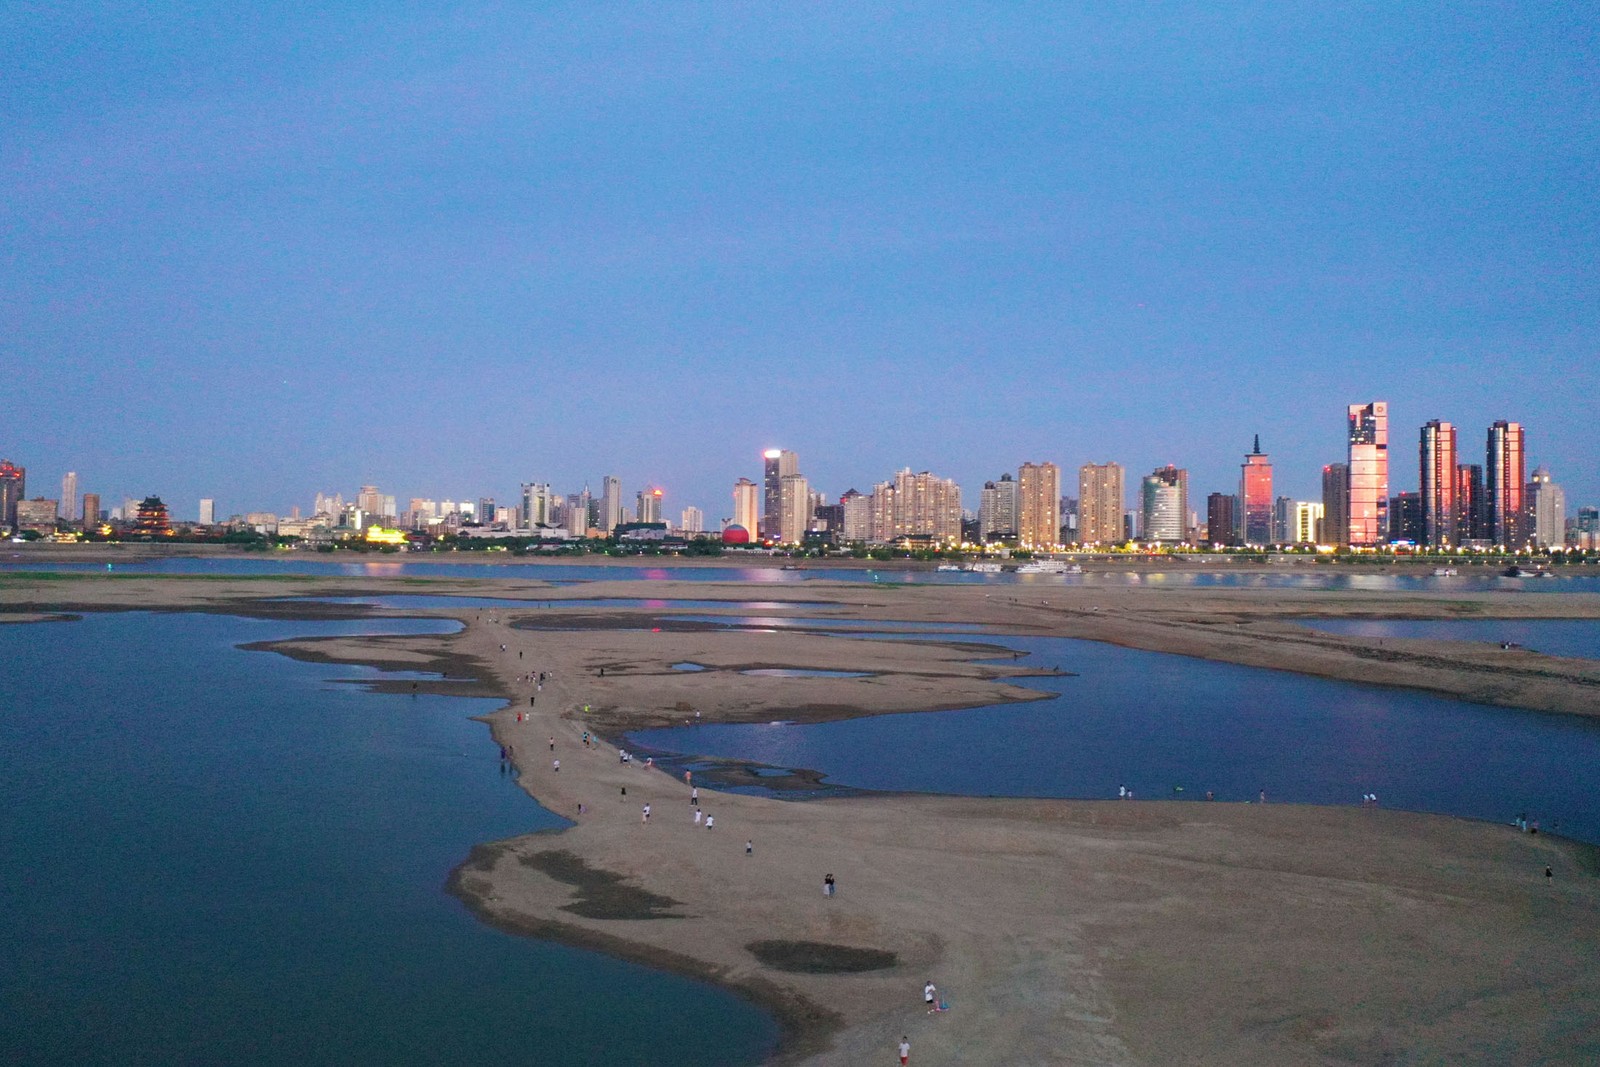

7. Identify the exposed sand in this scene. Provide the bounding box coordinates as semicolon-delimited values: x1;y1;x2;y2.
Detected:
4;571;1600;1063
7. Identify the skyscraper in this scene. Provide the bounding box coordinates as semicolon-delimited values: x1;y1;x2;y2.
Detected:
1077;463;1125;545
679;506;704;534
978;474;1019;542
1272;497;1294;545
1486;421;1526;547
60;472;78;523
730;478;759;538
1346;402;1389;547
1419;420;1457;547
599;475;623;533
81;493;100;529
1321;463;1349;546
1016;463;1060;550
762;449;798;540
1528;467;1564;549
199;498;216;526
0;460;24;532
1206;493;1238;547
523;483;557;528
778;473;809;544
1238;436;1273;544
1141;466;1188;543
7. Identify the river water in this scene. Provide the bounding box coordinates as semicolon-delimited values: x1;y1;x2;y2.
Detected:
4;552;1599;593
0;613;776;1066
630;631;1600;845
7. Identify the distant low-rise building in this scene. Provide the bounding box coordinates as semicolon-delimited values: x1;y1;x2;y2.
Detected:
16;497;58;534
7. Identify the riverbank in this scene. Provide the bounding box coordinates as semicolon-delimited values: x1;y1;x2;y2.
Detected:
6;539;1600;578
5;574;1600;1062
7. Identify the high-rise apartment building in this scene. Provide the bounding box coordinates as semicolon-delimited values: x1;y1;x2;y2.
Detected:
199;498;216;525
1077;463;1125;545
1528;467;1564;549
891;469;962;544
1347;402;1389;547
1453;465;1486;542
679;506;704;534
1141;466;1188;543
0;460;24;532
60;472;78;523
1486;421;1526;547
778;474;809;544
978;474;1019;542
1238;436;1273;544
637;488;663;525
82;493;101;529
477;497;496;527
1419;420;1457;547
1388;492;1424;544
1321;463;1349;546
762;449;798;539
599;475;623;533
840;490;872;543
1016;463;1060;550
730;478;759;538
1293;501;1324;545
1206;493;1237;547
1272;497;1294;545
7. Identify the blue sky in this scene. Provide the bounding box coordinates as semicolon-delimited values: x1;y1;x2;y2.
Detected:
3;3;1595;522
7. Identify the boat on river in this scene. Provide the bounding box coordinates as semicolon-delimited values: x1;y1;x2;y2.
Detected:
1014;560;1083;574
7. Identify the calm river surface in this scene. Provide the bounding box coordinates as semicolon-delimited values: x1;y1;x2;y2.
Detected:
5;552;1599;593
630;632;1600;845
0;613;776;1067
1297;618;1600;661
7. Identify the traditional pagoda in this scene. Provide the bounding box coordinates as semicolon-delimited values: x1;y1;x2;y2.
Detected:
133;496;172;536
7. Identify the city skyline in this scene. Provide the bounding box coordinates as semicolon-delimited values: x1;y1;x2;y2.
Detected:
0;401;1583;540
3;7;1596;515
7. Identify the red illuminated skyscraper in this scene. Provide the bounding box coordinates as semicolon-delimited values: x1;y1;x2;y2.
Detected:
1419;420;1457;547
1486;421;1526;548
1346;403;1389;547
1238;435;1273;545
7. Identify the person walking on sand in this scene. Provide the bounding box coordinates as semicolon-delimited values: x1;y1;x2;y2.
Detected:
899;1036;910;1065
549;737;555;752
924;981;937;1012
552;759;559;772
691;787;699;807
824;873;835;897
745;839;753;855
694;809;702;825
642;803;651;823
704;815;714;830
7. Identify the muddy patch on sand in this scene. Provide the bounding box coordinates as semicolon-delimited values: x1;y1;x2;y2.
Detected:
746;940;898;974
521;850;686;920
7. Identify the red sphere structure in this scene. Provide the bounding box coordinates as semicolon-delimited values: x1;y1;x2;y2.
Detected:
721;524;751;544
